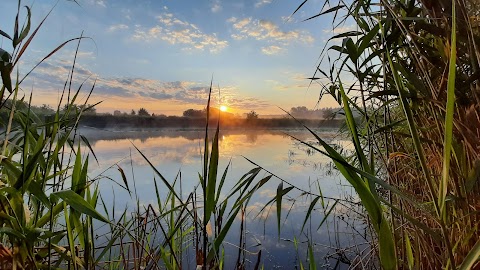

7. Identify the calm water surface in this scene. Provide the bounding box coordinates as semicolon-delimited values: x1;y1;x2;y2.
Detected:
81;128;368;269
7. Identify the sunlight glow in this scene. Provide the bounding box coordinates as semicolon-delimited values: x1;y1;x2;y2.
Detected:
220;105;228;112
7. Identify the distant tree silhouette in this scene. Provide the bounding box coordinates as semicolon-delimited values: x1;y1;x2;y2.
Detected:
183;108;205;118
290;106;309;117
138;108;150;116
0;100;55;115
290;106;340;119
246;110;258;120
37;104;55;115
62;104;96;115
131;109;136;115
322;107;335;120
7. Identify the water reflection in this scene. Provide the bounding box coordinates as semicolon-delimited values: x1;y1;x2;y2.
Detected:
81;127;365;269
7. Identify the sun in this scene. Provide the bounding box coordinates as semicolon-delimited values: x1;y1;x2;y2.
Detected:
220;105;228;112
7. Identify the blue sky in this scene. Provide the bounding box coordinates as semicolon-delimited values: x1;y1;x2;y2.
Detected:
1;0;346;115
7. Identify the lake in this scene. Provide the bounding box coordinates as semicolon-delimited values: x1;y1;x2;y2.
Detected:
80;127;369;269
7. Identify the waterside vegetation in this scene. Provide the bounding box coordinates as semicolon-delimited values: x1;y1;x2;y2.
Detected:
292;0;480;268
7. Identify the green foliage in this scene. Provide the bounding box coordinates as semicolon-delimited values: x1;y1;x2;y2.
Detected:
292;0;480;268
0;1;106;268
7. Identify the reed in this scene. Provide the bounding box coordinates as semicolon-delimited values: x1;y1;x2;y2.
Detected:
0;2;108;269
292;0;480;268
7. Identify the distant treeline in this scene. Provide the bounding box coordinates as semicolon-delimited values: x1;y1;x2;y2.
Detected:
0;100;344;130
79;114;344;129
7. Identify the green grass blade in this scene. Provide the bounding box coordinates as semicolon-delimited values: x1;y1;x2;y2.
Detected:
301;196;320;233
276;182;283;238
296;125;396;269
439;0;456;221
207;205;242;262
14;6;31;48
215;160;230;204
383;34;439;216
205;124;219;224
459;240;480;270
338;80;370;174
64;203;77;270
317;200;338;231
133;143;183;204
308;242;316;270
405;231;414;270
116;165;130;196
52;190;108;223
72;146;83;191
80;134;99;164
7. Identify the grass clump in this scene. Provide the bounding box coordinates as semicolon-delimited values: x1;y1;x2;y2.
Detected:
0;2;109;269
292;0;480;268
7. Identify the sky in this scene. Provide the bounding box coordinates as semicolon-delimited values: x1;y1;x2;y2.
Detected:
1;0;346;116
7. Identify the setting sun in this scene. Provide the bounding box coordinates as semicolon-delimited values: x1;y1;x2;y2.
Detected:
220;105;228;112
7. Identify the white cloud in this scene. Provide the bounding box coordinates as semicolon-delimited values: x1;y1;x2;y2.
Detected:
261;45;283;55
211;0;222;13
132;13;228;53
25;60;270;110
228;17;314;54
121;8;132;20
255;0;272;8
87;0;106;7
230;18;314;44
232;18;251;30
226;17;237;23
322;25;357;34
107;24;129;32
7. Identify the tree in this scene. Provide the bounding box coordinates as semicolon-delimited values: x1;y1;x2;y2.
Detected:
290;106;310;118
246;110;258;120
183;108;205;118
138;108;150;116
131;109;136;115
82;104;96;115
322;107;335;120
61;104;96;115
34;104;55;115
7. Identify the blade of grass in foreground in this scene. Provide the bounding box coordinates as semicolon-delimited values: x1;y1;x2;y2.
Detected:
276;182;283;238
459;240;480;270
300;196;321;233
439;0;456;221
308;242;316;270
283;111;397;270
383;24;456;267
205;123;219;224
